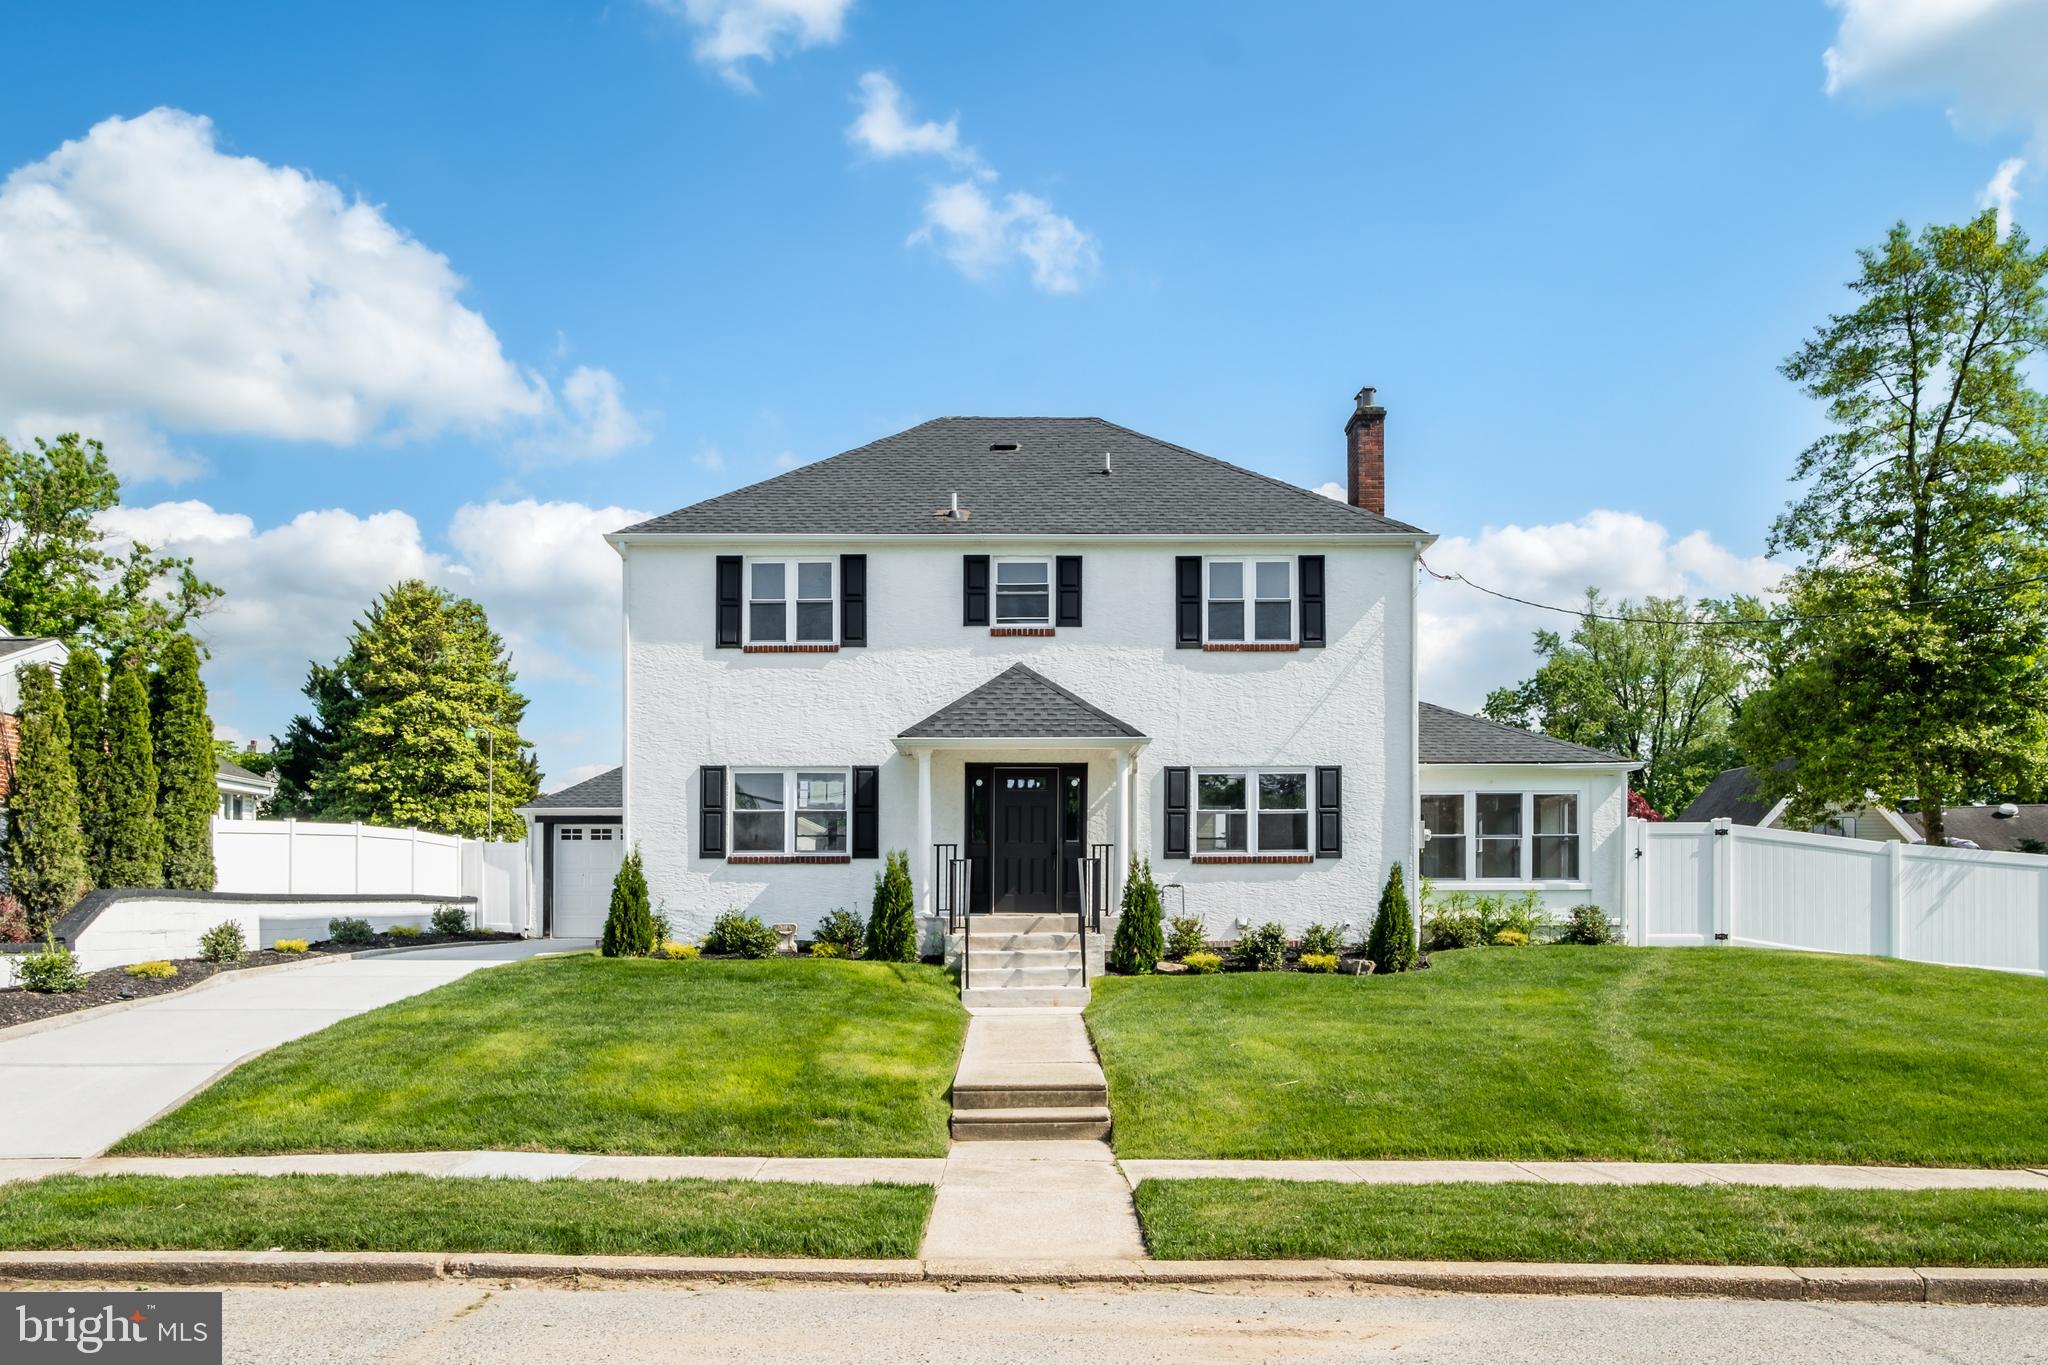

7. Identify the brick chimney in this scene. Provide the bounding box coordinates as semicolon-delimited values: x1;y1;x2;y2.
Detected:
1345;386;1386;515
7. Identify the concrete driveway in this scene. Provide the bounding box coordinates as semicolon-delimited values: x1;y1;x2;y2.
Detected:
0;939;584;1161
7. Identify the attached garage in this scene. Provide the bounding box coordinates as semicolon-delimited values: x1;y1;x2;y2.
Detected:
516;767;625;940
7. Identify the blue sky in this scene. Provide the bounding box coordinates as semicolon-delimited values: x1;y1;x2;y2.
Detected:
0;1;2039;789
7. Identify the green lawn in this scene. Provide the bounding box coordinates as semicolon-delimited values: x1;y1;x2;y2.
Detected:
1088;947;2048;1164
117;956;968;1157
1134;1179;2048;1265
0;1175;931;1259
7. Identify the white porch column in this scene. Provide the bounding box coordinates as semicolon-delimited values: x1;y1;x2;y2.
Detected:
1112;747;1132;908
915;747;934;918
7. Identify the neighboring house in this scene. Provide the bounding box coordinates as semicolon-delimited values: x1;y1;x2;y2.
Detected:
215;757;278;821
1904;804;2048;853
1681;764;1923;843
519;391;1639;948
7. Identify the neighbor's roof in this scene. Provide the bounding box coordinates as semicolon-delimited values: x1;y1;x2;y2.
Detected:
523;766;624;811
615;417;1428;539
900;663;1145;741
1418;703;1634;766
1906;804;2048;853
0;636;62;660
1678;761;1794;824
215;757;277;789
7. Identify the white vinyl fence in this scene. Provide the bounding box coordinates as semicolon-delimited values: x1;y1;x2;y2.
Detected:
1625;818;2047;976
214;819;533;933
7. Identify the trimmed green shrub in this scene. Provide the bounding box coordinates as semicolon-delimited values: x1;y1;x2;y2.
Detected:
1364;862;1418;973
1558;904;1615;945
1164;913;1207;961
705;909;778;959
1423;908;1483;952
102;660;164;889
327;916;375;946
659;941;700;960
864;850;918;963
1182;950;1223;974
150;636;218;891
60;648;109;887
430;905;471;936
1298;952;1339;973
601;848;657;957
1299;922;1343;957
125;960;176;979
387;923;422;939
272;939;309;954
1235;921;1288;972
814;907;866;957
4;663;90;936
1492;929;1530;947
1108;858;1165;974
16;935;85;993
198;919;245;963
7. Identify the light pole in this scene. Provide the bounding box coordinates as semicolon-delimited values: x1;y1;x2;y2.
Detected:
467;724;497;841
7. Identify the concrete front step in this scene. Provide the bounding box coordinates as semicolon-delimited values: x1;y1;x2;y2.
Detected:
972;914;1089;935
968;966;1086;989
953;1084;1106;1110
967;948;1085;969
959;986;1092;1009
965;932;1082;951
949;1105;1112;1142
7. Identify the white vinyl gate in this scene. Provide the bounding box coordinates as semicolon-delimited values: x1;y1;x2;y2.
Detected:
1625;818;2048;976
552;824;625;937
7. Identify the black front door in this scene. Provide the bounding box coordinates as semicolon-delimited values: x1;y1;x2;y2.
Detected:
991;767;1059;915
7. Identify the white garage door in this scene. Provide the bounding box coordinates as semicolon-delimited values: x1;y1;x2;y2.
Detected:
553;824;626;937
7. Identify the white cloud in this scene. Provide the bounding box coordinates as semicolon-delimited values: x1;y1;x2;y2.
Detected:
1417;511;1784;712
1981;156;2026;233
446;499;649;655
0;109;642;478
650;0;853;89
1312;481;1346;501
520;365;647;464
848;72;982;170
912;180;1098;294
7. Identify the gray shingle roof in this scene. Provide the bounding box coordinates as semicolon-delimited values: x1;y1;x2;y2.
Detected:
1907;804;2048;852
900;664;1145;740
616;417;1426;538
1418;703;1632;765
215;757;276;787
1678;763;1788;824
525;766;624;810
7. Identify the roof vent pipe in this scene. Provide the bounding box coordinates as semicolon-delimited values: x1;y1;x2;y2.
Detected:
1102;450;1113;476
950;491;961;518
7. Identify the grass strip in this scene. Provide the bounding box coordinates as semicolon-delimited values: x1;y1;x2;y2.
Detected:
0;1175;933;1260
1088;947;2048;1164
1134;1178;2048;1265
117;956;968;1158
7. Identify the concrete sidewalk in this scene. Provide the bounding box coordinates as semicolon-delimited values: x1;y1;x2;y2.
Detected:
1118;1159;2048;1190
0;940;576;1160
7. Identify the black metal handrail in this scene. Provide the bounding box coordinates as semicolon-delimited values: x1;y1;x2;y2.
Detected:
1074;853;1090;985
935;845;971;991
1089;842;1113;930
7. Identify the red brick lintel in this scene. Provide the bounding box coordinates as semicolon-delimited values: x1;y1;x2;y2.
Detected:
1202;643;1301;653
727;855;853;865
742;644;841;654
990;627;1055;637
1193;854;1314;865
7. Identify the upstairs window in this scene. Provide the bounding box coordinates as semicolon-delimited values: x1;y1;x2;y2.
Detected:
747;559;835;645
1205;558;1294;643
995;558;1051;626
1196;768;1310;853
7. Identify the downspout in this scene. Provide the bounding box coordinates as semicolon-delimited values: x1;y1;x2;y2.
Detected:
619;546;634;855
1409;545;1422;953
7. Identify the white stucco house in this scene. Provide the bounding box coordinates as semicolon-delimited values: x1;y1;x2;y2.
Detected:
518;392;1636;979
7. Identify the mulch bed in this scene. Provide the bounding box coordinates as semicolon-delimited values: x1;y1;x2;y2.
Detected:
0;931;521;1029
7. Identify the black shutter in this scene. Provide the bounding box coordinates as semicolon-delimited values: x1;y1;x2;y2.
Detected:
1056;555;1083;628
715;556;742;649
1163;766;1191;858
851;765;880;858
1315;765;1342;857
963;554;990;626
1174;556;1202;648
841;554;867;647
699;765;727;858
1299;555;1326;648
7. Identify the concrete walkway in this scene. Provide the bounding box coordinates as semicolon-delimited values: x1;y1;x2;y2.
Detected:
0;940;579;1160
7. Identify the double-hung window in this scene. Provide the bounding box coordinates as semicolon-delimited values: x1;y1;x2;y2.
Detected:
1418;791;1582;883
746;559;835;645
1205;559;1294;643
994;558;1051;626
1196;768;1310;854
732;768;850;855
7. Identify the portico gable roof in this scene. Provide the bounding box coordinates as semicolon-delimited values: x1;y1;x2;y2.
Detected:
897;663;1146;746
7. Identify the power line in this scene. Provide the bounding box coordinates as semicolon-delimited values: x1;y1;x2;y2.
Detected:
1417;559;2048;629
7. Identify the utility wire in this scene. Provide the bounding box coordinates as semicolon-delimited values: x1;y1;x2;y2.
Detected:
1417;559;2048;630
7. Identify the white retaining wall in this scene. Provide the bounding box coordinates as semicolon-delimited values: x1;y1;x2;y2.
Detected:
1626;818;2048;976
214;819;532;933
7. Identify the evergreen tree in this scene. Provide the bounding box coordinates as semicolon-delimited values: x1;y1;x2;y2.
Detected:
102;658;163;888
59;647;108;885
3;665;89;934
278;582;540;836
1107;858;1164;974
150;635;217;890
600;847;656;957
864;850;918;963
1364;862;1417;973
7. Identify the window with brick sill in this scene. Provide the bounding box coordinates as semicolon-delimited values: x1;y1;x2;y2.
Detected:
731;768;851;857
1195;768;1311;856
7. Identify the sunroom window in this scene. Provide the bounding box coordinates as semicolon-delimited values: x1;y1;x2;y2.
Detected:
1419;794;1465;880
1418;792;1583;883
1205;559;1293;643
747;559;835;644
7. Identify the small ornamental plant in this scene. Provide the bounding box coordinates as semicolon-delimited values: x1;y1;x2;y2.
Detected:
17;935;85;994
1299;922;1343;957
808;941;847;959
1298;952;1339;973
813;907;866;958
659;941;700;960
1491;929;1530;948
1558;904;1614;945
1235;921;1288;972
601;848;657;958
387;923;422;939
1182;950;1223;975
430;905;472;936
125;960;177;979
1108;858;1165;974
198;919;246;964
864;851;918;963
327;917;375;946
704;909;778;958
272;939;309;954
1364;863;1418;974
1164;914;1207;961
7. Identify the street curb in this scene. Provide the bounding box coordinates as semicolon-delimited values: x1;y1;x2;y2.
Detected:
3;1252;2045;1302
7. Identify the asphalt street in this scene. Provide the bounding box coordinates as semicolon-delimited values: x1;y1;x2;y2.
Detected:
214;1281;2047;1364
